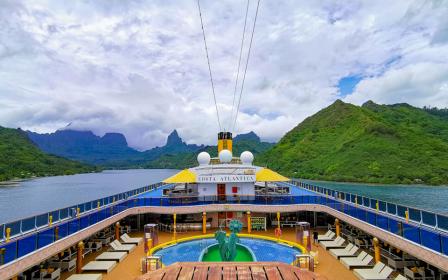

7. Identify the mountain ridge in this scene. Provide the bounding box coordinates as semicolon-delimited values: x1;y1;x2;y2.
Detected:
27;129;272;168
255;100;448;185
0;126;97;181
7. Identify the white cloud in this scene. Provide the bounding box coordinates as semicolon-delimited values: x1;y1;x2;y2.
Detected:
345;63;448;107
0;0;447;149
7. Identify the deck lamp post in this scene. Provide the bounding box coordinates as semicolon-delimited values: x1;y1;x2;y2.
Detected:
335;219;340;237
54;226;59;241
76;241;84;274
115;222;120;240
0;248;5;265
173;213;177;241
5;228;10;243
373;237;381;263
202;212;207;234
247;211;252;234
146;238;153;257
277;212;281;231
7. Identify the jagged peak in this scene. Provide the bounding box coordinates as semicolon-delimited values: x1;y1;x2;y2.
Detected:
166;129;184;146
234;131;260;142
362;100;377;107
101;132;128;146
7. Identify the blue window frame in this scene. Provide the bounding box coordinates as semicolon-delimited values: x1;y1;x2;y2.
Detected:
37;228;54;249
409;208;421;223
21;217;36;232
403;224;420;244
17;235;37;258
420;228;441;252
0;242;17;265
36;214;48;228
6;221;21;237
437;215;448;231
387;203;397;215
421;211;436;227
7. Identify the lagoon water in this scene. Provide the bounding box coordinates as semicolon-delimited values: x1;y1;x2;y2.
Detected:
302;179;448;215
1;169;447;224
0;169;177;224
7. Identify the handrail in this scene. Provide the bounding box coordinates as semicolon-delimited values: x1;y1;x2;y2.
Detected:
0;182;165;242
288;179;448;233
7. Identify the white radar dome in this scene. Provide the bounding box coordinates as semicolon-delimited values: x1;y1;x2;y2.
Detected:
240;151;254;165
218;149;232;163
197;152;211;165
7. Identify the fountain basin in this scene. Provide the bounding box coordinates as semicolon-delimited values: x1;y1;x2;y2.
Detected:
200;243;256;262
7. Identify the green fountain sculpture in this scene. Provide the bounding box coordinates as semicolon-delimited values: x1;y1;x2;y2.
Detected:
214;220;243;261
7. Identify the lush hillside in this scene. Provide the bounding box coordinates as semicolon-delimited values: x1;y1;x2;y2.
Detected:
0;127;98;181
256;100;448;185
146;132;274;169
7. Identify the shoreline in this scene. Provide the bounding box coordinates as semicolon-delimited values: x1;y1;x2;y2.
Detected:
298;178;448;188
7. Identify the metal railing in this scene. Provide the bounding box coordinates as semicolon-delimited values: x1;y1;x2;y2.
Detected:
288;179;448;233
0;182;164;243
1;182;447;267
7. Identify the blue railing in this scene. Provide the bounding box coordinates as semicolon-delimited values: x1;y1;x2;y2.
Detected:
1;182;447;267
0;182;164;244
288;179;448;232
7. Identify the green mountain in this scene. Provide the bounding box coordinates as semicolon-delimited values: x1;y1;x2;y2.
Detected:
146;132;274;169
0;126;98;181
27;129;204;168
255;100;448;185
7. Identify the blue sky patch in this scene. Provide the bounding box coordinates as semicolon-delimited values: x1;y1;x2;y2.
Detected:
338;75;362;97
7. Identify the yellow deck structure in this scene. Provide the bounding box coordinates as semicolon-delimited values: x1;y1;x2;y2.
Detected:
162;169;196;184
256;168;289;182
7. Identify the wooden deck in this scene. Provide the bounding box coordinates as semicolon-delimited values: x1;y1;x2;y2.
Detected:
137;262;327;280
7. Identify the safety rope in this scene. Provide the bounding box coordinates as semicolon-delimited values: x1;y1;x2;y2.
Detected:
197;0;222;131
230;0;250;131
232;0;261;132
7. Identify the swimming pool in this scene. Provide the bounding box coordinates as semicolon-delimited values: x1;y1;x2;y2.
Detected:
153;237;302;265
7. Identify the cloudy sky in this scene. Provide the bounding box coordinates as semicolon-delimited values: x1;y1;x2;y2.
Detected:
1;0;447;150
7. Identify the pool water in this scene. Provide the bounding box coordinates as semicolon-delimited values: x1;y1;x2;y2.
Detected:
201;244;254;262
154;238;302;265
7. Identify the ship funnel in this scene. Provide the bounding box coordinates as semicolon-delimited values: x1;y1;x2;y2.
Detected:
217;132;232;153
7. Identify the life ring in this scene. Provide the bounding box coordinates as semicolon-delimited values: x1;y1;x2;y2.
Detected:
275;227;282;237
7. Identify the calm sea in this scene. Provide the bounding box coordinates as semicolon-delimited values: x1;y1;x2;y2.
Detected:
0;169;177;224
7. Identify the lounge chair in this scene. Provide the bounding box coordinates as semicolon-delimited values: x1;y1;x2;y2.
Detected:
320;236;346;249
96;251;127;262
330;244;359;259
31;267;61;280
120;233;143;245
86;241;102;252
341;252;374;269
109;240;136;253
394;275;406;280
354;262;393;280
66;274;102;280
82;261;117;273
48;256;76;272
317;230;336;241
404;266;436;280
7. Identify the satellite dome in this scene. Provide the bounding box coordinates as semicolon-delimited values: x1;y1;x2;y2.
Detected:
197;152;211;165
218;149;232;163
240;151;254;165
